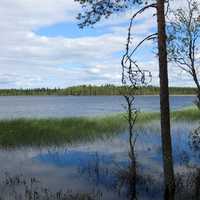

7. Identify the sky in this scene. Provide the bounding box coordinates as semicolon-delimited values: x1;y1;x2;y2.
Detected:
0;0;195;89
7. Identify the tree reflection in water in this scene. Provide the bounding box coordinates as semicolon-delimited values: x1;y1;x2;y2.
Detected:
77;138;163;200
77;123;200;200
177;124;200;200
189;126;200;157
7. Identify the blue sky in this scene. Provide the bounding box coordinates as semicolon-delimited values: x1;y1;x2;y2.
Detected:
36;21;114;38
0;0;194;88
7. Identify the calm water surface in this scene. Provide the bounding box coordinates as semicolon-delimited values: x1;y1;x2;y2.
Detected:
0;95;195;119
0;121;200;199
0;95;199;199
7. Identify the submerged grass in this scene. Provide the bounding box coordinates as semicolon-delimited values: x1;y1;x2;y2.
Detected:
0;107;199;147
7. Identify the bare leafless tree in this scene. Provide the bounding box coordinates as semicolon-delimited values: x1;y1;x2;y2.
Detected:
120;6;154;199
75;0;175;199
167;0;200;109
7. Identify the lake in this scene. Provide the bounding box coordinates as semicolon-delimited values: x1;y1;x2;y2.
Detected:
0;95;195;119
0;95;199;199
0;121;199;199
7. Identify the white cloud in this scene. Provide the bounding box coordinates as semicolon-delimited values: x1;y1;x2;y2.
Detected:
0;0;196;88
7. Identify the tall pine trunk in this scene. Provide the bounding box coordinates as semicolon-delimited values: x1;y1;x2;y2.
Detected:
192;69;200;109
156;0;175;199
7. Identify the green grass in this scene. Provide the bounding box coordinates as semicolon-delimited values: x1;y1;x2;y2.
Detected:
171;107;200;121
0;115;127;147
0;107;199;147
138;107;200;122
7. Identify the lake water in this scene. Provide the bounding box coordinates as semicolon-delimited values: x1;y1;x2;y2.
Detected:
0;95;195;119
0;121;200;199
0;95;199;199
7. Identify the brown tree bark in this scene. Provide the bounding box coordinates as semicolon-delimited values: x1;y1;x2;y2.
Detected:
191;68;200;108
156;0;175;199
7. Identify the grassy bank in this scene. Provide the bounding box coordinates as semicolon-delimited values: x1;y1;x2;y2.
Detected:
0;107;199;147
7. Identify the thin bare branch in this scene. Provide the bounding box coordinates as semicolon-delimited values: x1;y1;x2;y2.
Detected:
128;33;158;59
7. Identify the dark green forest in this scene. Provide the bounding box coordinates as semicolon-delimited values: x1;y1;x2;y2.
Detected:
0;85;196;96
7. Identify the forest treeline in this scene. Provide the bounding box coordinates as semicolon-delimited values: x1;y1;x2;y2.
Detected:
0;85;196;96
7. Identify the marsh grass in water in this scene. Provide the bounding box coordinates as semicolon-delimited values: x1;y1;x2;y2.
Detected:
0;115;127;147
1;173;101;200
171;107;200;121
0;108;199;147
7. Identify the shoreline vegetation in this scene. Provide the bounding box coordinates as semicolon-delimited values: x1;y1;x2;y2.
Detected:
0;107;199;147
0;85;197;96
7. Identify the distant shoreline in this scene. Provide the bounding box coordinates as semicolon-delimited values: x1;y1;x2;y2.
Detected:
0;85;197;96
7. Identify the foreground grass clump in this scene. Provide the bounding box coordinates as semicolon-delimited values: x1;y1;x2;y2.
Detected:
0;107;199;147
